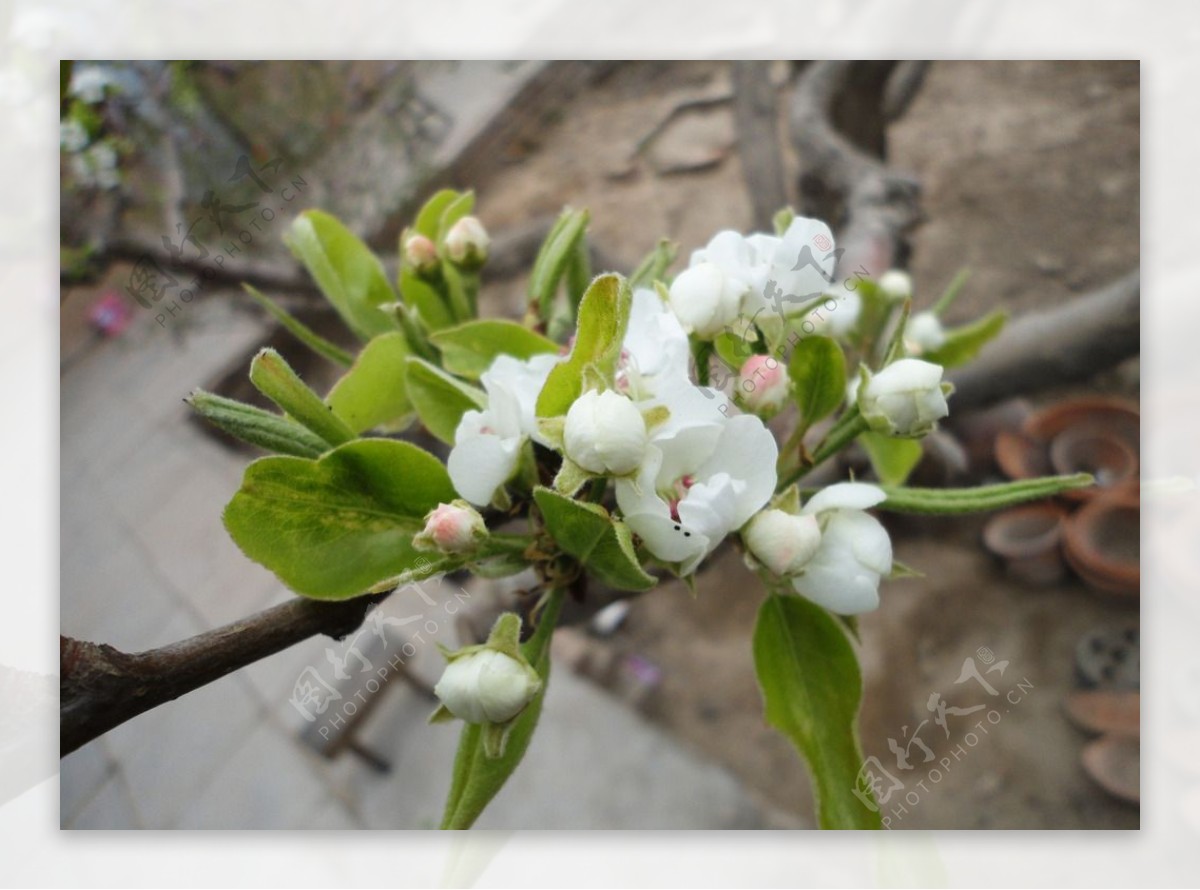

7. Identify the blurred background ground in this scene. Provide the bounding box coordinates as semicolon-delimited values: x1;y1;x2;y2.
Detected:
59;60;1139;828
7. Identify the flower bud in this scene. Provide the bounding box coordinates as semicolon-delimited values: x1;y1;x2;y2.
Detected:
737;355;789;414
878;269;912;301
667;261;744;338
434;649;541;724
904;310;946;353
744;508;821;577
563;389;648;475
403;232;439;275
414;500;487;554
444;216;490;267
859;358;950;438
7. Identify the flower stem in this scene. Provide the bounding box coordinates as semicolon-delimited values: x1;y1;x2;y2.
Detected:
778;413;869;490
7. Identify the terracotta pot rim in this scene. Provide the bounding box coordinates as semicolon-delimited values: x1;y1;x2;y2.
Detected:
1062;492;1140;595
982;502;1066;559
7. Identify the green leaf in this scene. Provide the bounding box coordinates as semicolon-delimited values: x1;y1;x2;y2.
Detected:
440;589;565;829
922;310;1007;368
186;390;330;458
429;320;558;379
434;190;476;244
326;332;413;434
249;348;356;448
859;430;923;487
753;593;881;829
932;267;971;316
528;208;590;321
398;266;455;333
404;357;487;444
628;238;678;290
533;487;656;592
242;285;354;367
535;273;631;418
413;189;465;239
878;473;1094;514
285;210;398;343
788;335;846;429
223;439;457;600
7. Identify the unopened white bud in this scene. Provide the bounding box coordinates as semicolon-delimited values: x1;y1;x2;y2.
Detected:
444;216;490;267
878;269;912;301
667;261;744;338
434;649;541;724
859;358;949;438
905;311;946;353
563;389;648;476
744;509;821;577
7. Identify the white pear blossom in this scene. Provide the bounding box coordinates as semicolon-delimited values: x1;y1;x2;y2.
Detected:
904;310;946;353
563;389;648;475
878;269;912;301
808;288;862;339
448;353;559;505
737;354;789;414
618;286;732;439
667;261;744;337
744;508;821;577
790;483;893;615
414;501;487;554
616;414;778;575
444;216;490;266
434;649;541;724
859;358;950;438
689;218;838;324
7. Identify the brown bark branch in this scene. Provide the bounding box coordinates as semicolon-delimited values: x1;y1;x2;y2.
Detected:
732;61;788;230
789;60;923;278
947;271;1140;411
60;592;386;756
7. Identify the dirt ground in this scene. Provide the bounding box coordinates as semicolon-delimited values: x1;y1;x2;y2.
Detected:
474;61;1140;829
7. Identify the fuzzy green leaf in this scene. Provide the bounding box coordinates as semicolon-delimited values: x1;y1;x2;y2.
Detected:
285;210;397;343
242;284;354;367
533;487;656;592
404;357;487;444
535;273;631;418
859;430;923;487
788;335;847;429
922;310;1007;368
429;320;558;379
326;332;413;433
249;348;356;447
223;439;457;600
528;208;590;321
753;593;881;829
186;390;330;458
878;473;1094;514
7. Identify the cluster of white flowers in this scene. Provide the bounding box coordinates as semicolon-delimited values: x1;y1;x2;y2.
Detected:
429;217;959;722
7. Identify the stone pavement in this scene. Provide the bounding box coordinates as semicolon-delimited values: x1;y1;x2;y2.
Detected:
59;295;778;829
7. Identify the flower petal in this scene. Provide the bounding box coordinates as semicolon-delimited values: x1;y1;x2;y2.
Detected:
694;414;779;528
447;433;522;506
801;481;886;515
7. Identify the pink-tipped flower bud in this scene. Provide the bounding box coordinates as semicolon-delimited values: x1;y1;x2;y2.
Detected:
414;500;487;554
403;232;439;275
737;355;789;414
